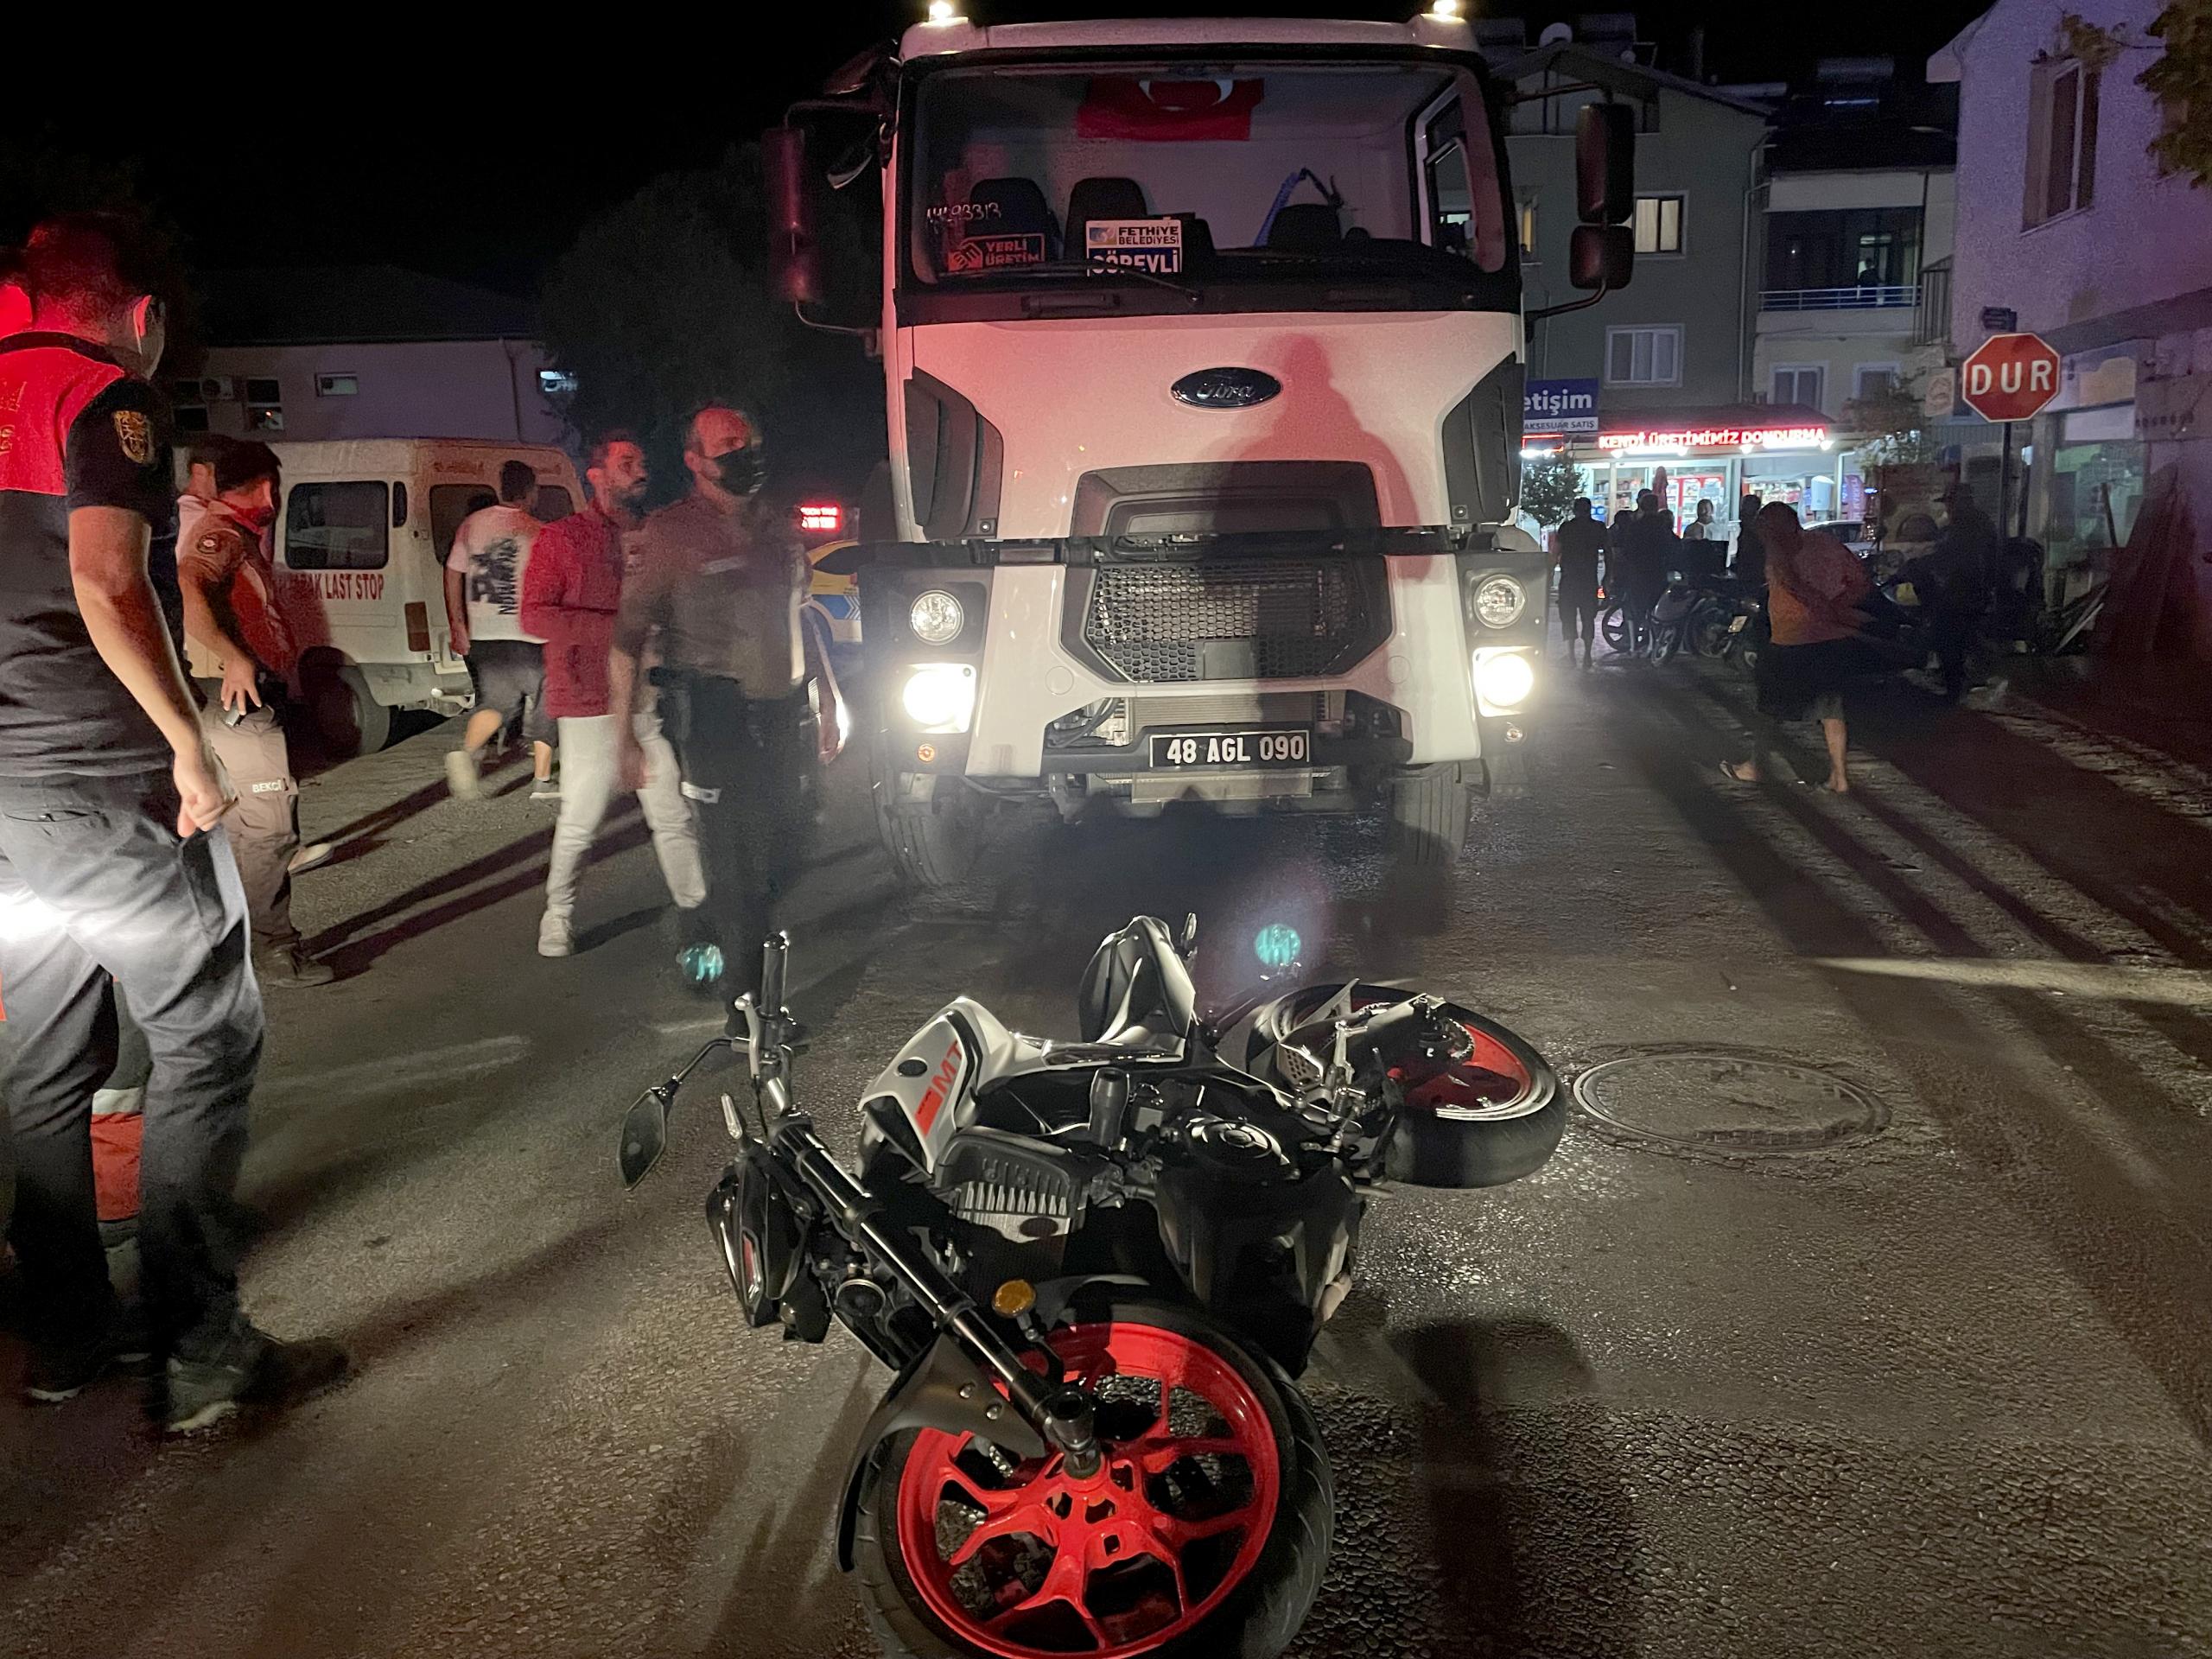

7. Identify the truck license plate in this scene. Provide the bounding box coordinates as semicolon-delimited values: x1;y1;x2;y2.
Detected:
1149;729;1311;768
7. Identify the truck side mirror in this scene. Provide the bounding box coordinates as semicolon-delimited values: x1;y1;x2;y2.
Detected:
1568;226;1635;293
763;126;824;308
1574;103;1637;226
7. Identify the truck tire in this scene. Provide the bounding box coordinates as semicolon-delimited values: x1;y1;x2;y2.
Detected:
304;661;391;759
873;766;982;890
1386;765;1469;868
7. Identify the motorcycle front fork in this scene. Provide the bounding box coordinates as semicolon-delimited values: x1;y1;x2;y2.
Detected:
772;1116;1105;1475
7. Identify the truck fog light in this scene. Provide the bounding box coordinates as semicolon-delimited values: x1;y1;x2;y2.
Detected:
1473;650;1535;712
909;589;965;645
1471;574;1526;628
900;663;976;733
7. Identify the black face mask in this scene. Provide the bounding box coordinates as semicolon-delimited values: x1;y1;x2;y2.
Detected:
713;446;768;497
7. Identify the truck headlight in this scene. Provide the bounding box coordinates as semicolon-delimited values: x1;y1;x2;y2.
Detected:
899;663;976;733
1471;574;1527;628
1472;649;1535;713
909;589;965;645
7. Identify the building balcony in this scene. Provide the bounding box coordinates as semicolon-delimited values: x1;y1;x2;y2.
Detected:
1760;285;1918;312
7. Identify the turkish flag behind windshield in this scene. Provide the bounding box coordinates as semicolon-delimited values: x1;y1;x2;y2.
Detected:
1075;78;1264;142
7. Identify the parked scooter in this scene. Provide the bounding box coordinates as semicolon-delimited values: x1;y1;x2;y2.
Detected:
618;918;1562;1658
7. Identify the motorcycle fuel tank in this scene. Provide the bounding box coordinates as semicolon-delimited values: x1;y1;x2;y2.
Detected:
861;997;1042;1173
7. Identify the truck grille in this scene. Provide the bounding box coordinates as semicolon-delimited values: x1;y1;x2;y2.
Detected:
1083;560;1379;683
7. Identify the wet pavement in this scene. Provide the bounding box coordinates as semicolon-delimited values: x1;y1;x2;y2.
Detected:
3;654;2210;1659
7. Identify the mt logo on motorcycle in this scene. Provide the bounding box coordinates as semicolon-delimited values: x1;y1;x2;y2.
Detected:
618;917;1562;1657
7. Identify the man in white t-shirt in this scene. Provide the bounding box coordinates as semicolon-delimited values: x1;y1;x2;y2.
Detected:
442;460;554;800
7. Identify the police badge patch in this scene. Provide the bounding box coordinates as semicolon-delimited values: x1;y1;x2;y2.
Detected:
113;409;152;464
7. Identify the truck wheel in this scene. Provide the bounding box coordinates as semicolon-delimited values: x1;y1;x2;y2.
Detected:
874;766;982;890
304;662;391;759
1386;765;1469;868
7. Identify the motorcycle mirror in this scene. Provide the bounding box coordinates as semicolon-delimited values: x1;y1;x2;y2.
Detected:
618;1089;672;1189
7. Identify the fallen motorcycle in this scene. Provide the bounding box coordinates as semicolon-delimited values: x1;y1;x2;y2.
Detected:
618;917;1561;1657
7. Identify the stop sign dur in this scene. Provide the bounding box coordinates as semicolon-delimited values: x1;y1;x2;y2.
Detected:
1961;332;2062;423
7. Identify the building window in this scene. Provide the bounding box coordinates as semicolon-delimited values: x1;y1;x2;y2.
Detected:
242;375;283;433
283;481;390;570
1606;325;1683;387
1853;364;1901;403
1632;194;1684;255
1772;365;1827;411
2026;60;2100;227
1765;208;1923;296
315;372;359;397
1516;195;1539;259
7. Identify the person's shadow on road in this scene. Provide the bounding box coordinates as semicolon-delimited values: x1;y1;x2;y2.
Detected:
1309;1296;1643;1658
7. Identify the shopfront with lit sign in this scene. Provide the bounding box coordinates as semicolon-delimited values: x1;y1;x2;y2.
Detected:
1522;402;1845;543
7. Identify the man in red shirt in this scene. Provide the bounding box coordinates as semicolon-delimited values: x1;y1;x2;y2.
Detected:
520;430;705;958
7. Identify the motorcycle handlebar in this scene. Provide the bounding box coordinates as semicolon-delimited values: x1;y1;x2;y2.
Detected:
760;932;790;1018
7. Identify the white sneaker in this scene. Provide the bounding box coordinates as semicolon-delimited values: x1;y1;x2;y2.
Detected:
445;749;484;802
530;776;561;801
537;914;574;958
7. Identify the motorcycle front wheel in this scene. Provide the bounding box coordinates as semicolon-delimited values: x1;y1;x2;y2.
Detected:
853;1300;1332;1659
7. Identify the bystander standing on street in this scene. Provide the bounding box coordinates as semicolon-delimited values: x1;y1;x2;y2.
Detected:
178;440;333;887
1732;492;1766;585
177;439;334;988
1553;496;1605;671
520;431;706;959
1916;487;2001;702
0;214;341;1427
443;461;555;802
1725;502;1871;794
1616;490;1674;655
178;439;333;885
608;405;808;1012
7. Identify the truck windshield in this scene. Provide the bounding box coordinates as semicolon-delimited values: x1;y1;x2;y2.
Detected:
907;60;1509;291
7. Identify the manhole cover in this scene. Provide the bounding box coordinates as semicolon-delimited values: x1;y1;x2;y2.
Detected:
1572;1052;1889;1156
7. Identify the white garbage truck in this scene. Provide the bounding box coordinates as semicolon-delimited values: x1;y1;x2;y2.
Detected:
767;8;1637;887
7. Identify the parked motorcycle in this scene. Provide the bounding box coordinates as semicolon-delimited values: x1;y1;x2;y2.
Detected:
1722;588;1768;678
618;918;1562;1658
1648;574;1750;664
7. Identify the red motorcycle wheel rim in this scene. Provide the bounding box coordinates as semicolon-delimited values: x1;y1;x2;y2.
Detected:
1294;990;1535;1115
893;1319;1281;1657
1397;1020;1534;1113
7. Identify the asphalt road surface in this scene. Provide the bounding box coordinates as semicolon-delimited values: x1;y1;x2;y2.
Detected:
3;658;2209;1659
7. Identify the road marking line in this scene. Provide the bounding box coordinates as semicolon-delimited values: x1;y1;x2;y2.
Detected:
1815;956;2212;1006
257;1034;531;1110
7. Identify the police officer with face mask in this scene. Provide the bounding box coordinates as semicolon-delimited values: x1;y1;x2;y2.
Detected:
608;404;808;1009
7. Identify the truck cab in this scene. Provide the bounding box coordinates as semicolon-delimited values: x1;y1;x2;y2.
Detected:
772;10;1633;887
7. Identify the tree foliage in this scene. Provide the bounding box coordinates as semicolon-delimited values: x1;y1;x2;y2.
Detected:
2143;0;2212;188
1519;451;1583;529
538;143;885;499
1844;380;1936;468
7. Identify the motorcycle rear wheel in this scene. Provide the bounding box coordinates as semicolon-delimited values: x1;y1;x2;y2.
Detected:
853;1300;1332;1659
1249;983;1564;1189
